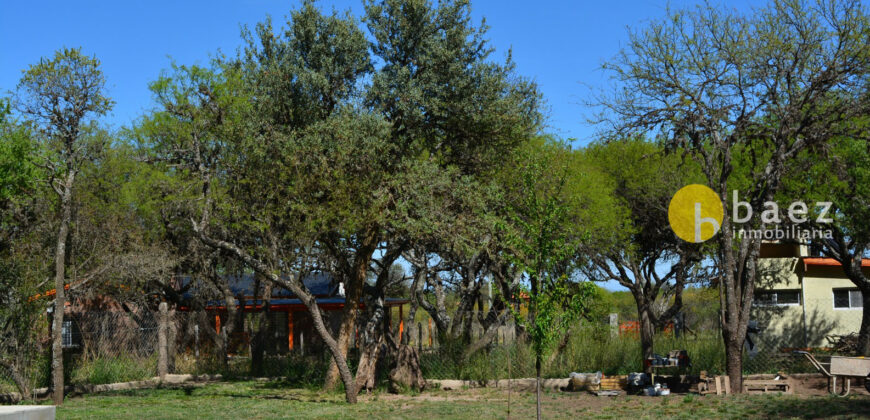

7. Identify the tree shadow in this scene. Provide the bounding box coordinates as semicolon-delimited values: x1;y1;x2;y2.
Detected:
745;395;870;419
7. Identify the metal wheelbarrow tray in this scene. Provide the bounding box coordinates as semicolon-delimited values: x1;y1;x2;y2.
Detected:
794;351;870;396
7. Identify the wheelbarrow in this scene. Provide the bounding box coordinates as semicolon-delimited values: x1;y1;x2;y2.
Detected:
793;351;870;396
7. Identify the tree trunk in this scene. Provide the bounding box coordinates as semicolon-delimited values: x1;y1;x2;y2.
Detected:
402;300;418;345
51;172;74;406
218;286;238;368
840;253;870;356
354;335;383;393
250;279;272;376
324;231;379;390
724;336;743;392
388;344;425;393
323;297;358;390
638;306;655;373
307;297;359;403
412;267;450;337
530;270;541;420
354;292;387;393
546;327;572;365
466;310;509;360
859;291;870;356
717;212;760;395
193;232;360;402
535;354;542;420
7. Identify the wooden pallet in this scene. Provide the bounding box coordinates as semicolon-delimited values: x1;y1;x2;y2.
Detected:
698;375;731;395
600;375;628;390
743;379;791;394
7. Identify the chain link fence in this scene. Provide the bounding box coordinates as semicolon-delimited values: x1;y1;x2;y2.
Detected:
0;300;862;395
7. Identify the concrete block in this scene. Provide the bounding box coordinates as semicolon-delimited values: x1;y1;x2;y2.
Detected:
0;406;55;420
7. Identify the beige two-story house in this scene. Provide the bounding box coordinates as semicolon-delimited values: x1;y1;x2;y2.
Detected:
754;242;865;348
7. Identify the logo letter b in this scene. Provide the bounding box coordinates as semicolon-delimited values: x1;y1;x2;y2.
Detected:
695;202;721;243
733;190;752;223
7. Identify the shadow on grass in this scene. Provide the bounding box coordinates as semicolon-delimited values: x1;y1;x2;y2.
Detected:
745;395;870;419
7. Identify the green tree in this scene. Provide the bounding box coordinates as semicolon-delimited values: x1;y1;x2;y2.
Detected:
143;54;387;404
0;100;37;209
0;100;44;399
581;138;704;369
14;48;112;405
365;0;541;380
597;0;870;391
142;0;541;402
505;142;596;420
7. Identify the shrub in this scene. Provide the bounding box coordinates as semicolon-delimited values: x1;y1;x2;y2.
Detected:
70;355;157;385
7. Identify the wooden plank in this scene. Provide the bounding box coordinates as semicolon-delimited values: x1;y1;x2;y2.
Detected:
723;376;731;395
743;380;790;393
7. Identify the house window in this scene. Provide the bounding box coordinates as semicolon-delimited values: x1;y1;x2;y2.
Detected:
61;319;81;348
833;289;863;309
755;290;801;306
808;242;825;257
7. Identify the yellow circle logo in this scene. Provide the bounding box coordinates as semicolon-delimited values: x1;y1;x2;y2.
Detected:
668;184;724;243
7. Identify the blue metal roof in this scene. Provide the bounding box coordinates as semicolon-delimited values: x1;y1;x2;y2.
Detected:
178;272;338;300
199;297;410;308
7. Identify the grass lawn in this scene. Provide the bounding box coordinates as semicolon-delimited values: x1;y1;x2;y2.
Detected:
46;381;870;419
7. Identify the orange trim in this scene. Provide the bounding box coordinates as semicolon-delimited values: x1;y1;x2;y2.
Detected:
178;300;410;313
215;315;221;334
398;304;404;338
803;257;870;269
29;283;71;301
30;281;132;301
287;312;294;350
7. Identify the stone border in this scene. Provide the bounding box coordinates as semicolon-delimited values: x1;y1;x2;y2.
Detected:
427;373;832;393
0;374;224;404
427;378;570;392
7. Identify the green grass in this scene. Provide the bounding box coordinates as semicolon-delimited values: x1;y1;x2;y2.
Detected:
419;327;826;381
421;328;727;381
45;381;870;420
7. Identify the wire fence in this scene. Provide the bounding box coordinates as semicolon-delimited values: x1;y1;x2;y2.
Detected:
0;302;863;395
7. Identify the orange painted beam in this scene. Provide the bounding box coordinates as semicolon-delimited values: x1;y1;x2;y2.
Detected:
29;283;71;301
398;304;404;338
215;314;221;334
287;312;294;350
803;257;870;268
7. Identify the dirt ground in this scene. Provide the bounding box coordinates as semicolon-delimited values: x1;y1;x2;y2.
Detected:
427;373;870;397
419;373;870;403
362;382;870;420
782;373;870;396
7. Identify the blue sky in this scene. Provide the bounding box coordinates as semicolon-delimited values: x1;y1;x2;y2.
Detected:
1;0;756;146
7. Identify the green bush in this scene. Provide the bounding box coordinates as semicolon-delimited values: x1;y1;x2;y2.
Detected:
69;355;157;385
420;327;730;381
